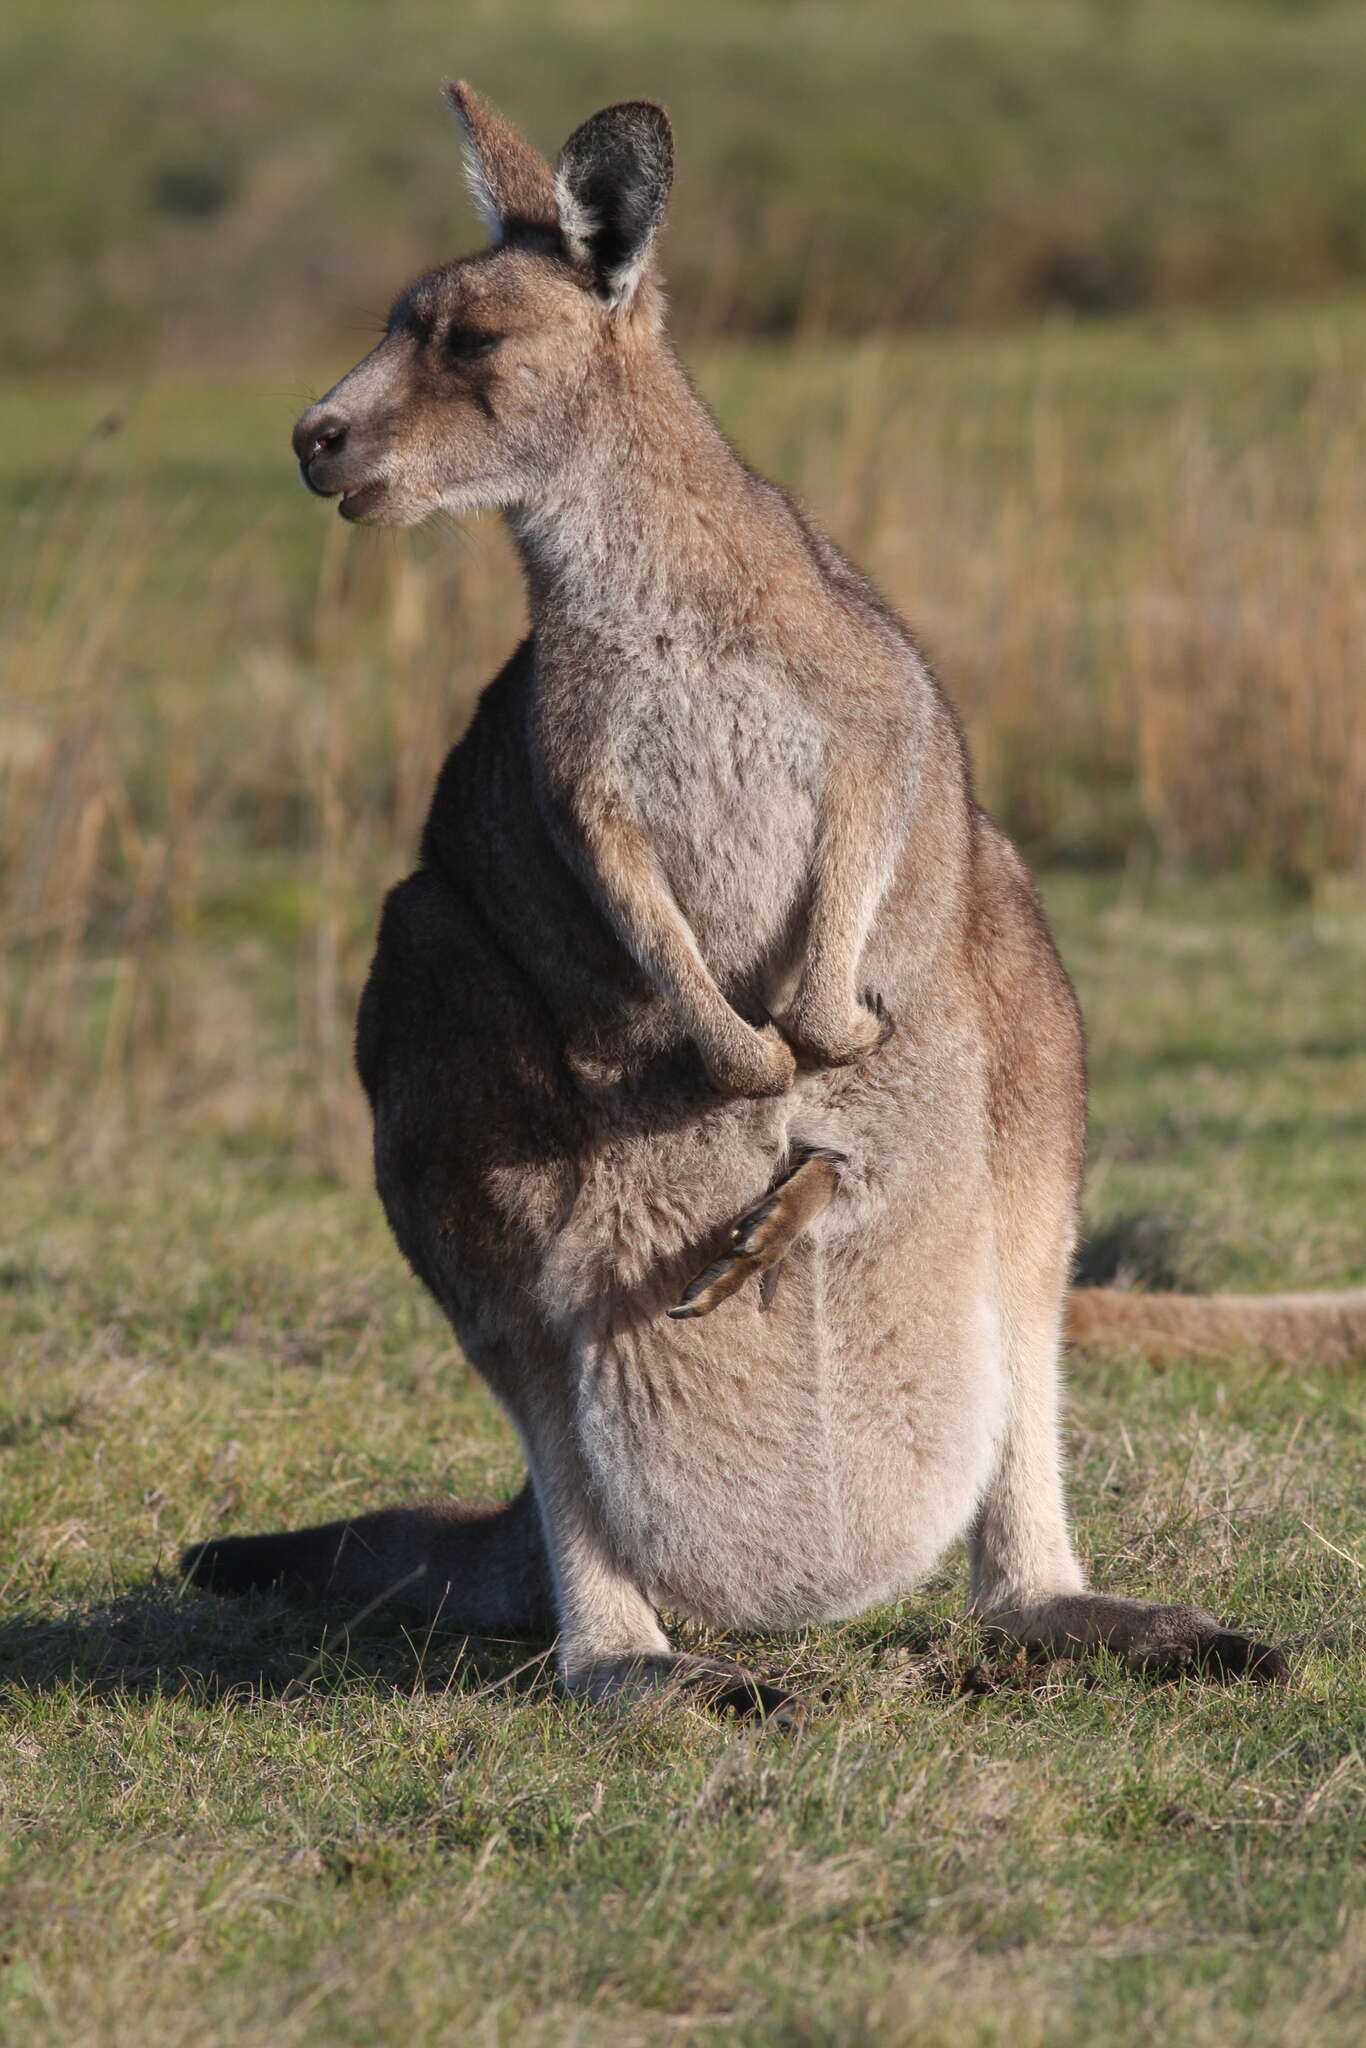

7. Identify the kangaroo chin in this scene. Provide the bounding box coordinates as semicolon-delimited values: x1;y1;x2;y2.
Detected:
184;82;1308;1716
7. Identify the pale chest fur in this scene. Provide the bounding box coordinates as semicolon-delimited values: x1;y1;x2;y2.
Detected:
611;645;824;993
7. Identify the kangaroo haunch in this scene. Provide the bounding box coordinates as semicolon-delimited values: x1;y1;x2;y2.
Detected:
183;85;1297;1710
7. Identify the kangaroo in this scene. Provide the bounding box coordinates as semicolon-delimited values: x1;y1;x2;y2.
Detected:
181;85;1327;1711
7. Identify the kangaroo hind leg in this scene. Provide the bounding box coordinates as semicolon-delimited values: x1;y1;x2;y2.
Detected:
519;1380;803;1722
969;1289;1287;1684
669;1144;847;1320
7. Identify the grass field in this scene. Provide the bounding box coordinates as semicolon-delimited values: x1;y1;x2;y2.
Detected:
2;94;1364;2037
2;876;1363;2046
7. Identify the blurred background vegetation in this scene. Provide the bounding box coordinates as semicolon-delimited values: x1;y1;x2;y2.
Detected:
1;0;1363;1157
8;0;1366;367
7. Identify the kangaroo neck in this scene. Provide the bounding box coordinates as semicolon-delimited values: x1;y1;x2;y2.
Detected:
507;344;810;647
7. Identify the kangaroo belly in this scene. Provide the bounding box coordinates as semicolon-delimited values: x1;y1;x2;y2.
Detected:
555;1068;1008;1629
574;1249;1006;1628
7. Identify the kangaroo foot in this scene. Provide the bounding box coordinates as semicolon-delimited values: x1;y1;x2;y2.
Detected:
669;1145;847;1319
567;1652;805;1724
786;989;896;1071
985;1594;1287;1685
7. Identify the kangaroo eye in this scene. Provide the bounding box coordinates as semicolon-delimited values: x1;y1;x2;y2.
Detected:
444;325;498;362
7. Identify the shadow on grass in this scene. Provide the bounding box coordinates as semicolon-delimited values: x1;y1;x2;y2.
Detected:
0;1585;975;1719
0;1583;554;1707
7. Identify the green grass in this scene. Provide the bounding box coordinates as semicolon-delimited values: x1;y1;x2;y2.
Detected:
2;876;1362;2046
7;0;1366;370
5;13;1363;2028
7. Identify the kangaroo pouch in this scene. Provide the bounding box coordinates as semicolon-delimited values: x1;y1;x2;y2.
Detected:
553;1091;1009;1631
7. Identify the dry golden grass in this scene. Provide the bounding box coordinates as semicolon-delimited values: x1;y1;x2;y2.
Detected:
2;311;1363;1157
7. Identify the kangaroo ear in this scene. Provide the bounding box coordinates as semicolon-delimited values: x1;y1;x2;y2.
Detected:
555;103;673;308
444;82;558;246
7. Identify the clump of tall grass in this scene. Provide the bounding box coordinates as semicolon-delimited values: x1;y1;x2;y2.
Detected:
844;363;1366;877
2;337;1361;1158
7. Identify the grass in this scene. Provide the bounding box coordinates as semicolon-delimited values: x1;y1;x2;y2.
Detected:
1;877;1363;2046
2;157;1364;2041
8;0;1366;368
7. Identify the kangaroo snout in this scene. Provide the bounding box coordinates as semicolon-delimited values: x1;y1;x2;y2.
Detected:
291;403;390;520
292;409;349;491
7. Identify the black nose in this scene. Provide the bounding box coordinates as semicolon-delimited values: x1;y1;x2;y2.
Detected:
292;413;348;466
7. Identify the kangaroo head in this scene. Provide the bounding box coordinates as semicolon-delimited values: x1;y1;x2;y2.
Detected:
291;85;673;525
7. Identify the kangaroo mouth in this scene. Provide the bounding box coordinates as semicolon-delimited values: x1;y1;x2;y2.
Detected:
298;460;390;521
336;478;389;522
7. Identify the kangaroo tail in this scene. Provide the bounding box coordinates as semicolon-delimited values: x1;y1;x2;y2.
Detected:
1066;1287;1366;1367
179;1482;552;1629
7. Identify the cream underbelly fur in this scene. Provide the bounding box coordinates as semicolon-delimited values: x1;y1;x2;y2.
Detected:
578;1281;1009;1632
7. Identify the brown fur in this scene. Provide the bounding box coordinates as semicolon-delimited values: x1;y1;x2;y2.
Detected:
183;88;1298;1710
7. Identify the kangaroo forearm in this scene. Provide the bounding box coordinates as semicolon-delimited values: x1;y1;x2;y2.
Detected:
786;757;899;1059
576;791;794;1094
797;866;879;1019
579;799;735;1030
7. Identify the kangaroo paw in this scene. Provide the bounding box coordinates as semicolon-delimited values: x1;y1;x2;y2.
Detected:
669;1146;847;1319
787;989;896;1071
569;1652;806;1725
986;1595;1288;1686
859;988;897;1056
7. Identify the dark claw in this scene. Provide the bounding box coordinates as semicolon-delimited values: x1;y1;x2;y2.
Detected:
1133;1630;1289;1686
668;1253;753;1319
1202;1633;1289;1685
716;1679;804;1727
860;988;897;1053
673;1662;806;1726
